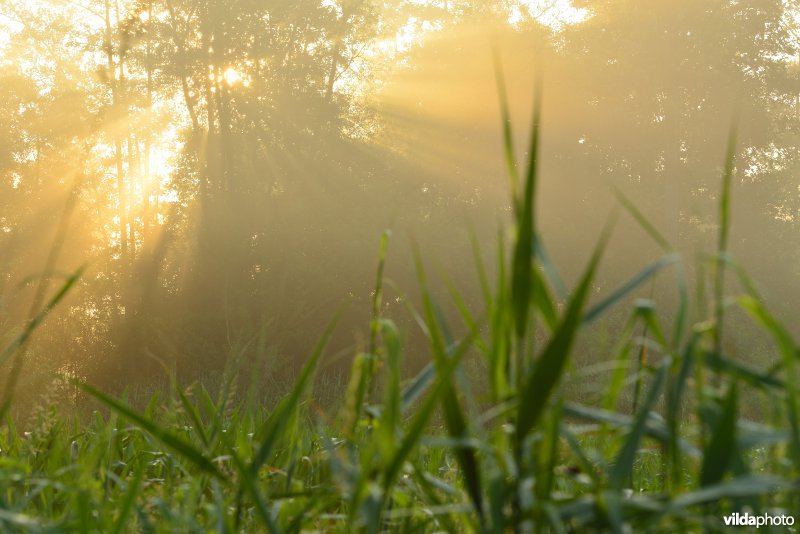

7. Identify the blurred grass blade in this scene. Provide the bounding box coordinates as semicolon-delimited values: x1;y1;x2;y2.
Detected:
250;308;342;477
713;126;737;369
111;463;144;534
493;47;519;206
510;90;541;339
0;266;84;367
717;125;737;261
700;382;738;486
379;319;402;456
532;266;557;332
583;255;679;325
401;362;435;412
175;381;209;448
704;351;783;390
534;233;567;300
468;222;493;310
383;333;473;500
413;247;484;522
567;399;700;454
516;219;612;447
669;476;789;510
611;186;671;252
230;449;280;534
609;359;668;489
738;294;800;462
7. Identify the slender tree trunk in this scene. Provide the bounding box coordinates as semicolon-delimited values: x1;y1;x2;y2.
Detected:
105;0;128;264
127;134;137;261
143;0;153;247
166;0;200;133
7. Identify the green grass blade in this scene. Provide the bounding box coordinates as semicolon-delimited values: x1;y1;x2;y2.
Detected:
534;233;567;299
383;334;473;499
111;463;144;534
611;186;671;252
0;266;84;367
401;362;435;412
468;222;493;310
230;449;280;534
712;126;737;369
175;382;209;448
412;247;484;522
250;308;342;477
669;476;789;510
531;265;557;332
700;382;739;486
493;47;519;208
510;91;541;339
609;359;669;489
583;255;679;325
75;380;225;480
516;220;612;447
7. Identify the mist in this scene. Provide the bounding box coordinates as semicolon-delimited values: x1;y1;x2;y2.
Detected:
0;0;797;408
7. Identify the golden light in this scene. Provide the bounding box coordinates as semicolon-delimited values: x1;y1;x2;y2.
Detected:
223;67;242;86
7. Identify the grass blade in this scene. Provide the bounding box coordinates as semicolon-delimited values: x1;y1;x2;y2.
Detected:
76;380;225;480
516;219;612;447
700;382;739;486
609;359;669;489
250;308;342;476
583;255;679;325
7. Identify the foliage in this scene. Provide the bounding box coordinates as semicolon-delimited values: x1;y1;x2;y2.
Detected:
2;91;800;531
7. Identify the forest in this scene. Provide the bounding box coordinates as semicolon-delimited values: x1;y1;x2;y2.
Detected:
2;0;800;531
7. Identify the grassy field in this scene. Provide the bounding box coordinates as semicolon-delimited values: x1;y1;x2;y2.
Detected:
2;104;800;532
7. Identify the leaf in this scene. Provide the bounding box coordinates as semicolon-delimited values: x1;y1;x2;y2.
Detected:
700;382;738;487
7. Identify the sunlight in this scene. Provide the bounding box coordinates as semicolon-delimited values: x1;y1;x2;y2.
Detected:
517;0;589;29
223;67;241;86
222;66;251;87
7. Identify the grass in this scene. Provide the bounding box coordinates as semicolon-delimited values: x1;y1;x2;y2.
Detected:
2;96;800;532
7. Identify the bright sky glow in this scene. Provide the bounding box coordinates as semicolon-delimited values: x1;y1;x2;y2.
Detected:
517;0;589;29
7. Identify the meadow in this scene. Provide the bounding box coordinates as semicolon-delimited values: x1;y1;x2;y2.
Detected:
1;97;799;533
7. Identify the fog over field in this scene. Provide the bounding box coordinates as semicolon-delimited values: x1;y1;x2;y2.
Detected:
0;0;797;402
6;2;800;531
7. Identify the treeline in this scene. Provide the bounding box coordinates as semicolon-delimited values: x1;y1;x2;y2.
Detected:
0;0;798;398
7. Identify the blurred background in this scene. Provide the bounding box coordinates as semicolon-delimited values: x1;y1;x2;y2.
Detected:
0;0;798;405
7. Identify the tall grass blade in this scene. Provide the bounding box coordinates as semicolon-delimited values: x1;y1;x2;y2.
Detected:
174;381;209;448
534;234;567;299
611;186;672;252
412;248;484;523
0;267;83;368
700;382;738;486
516;220;612;447
713;126;737;367
583;255;678;325
609;359;669;489
401;362;435;412
383;334;473;502
510;89;541;340
493;47;519;207
75;381;225;480
250;308;342;477
111;463;144;534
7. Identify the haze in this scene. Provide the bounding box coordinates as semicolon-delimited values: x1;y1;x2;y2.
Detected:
0;0;796;405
